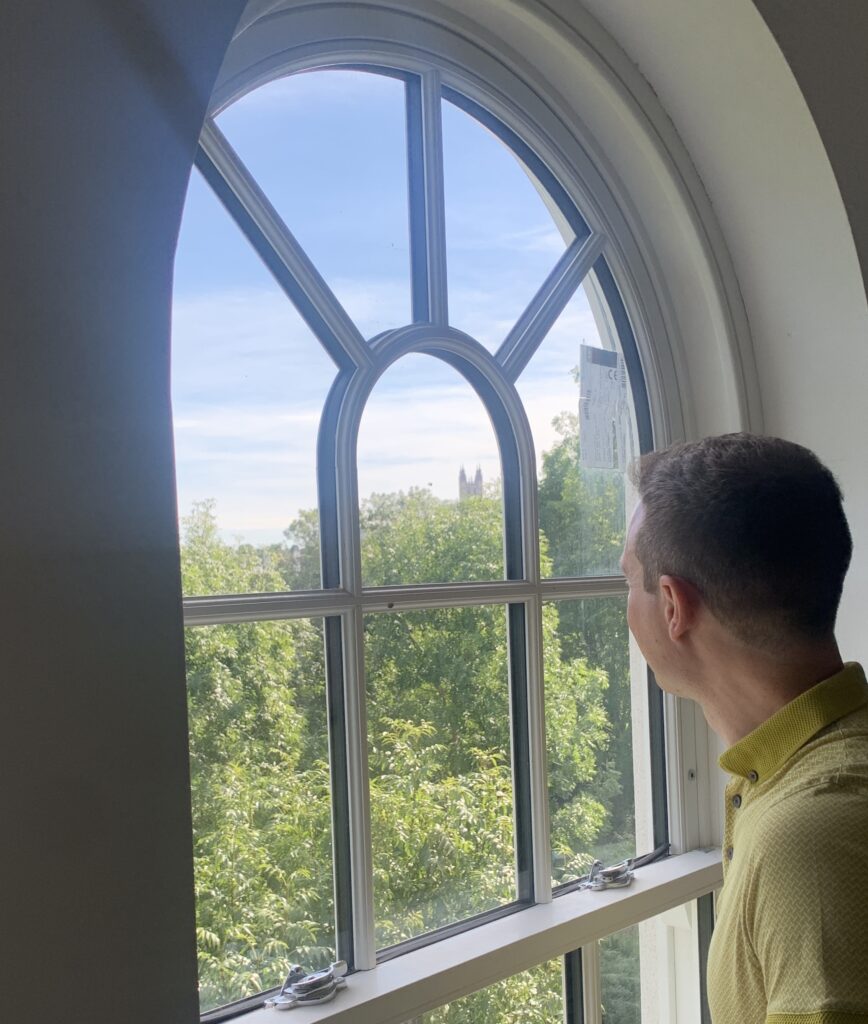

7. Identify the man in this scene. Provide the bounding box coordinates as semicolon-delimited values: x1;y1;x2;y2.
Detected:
623;433;868;1024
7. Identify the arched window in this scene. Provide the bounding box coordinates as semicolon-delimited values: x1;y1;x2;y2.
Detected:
174;10;718;1021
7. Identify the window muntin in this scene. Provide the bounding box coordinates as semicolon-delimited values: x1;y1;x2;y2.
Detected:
177;55;662;1018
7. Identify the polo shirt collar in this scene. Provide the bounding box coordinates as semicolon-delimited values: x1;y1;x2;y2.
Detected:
719;662;868;782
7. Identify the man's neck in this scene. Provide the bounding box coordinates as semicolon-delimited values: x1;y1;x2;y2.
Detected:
697;639;844;748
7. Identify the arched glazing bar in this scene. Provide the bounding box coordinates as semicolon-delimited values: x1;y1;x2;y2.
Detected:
325;327;539;592
317;324;546;966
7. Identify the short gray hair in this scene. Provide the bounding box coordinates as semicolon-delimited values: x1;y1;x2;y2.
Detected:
631;433;851;649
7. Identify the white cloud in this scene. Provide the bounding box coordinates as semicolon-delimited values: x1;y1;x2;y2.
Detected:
171;280;611;541
448;222;564;256
327;277;410;338
358;383;501;499
174;408;320;438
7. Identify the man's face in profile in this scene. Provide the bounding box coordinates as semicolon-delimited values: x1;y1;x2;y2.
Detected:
622;505;655;659
622;503;684;696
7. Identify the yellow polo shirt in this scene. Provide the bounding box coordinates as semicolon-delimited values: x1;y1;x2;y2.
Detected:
707;663;868;1024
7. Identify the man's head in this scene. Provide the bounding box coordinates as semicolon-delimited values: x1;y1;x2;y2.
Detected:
623;434;852;674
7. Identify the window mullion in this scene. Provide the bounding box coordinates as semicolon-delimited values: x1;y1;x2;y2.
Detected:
580;941;603;1024
563;948;584;1024
406;76;429;323
322;614;355;967
498;232;605;382
697;891;715;1024
507;601;535;904
525;594;552;904
420;71;449;326
341;607;376;969
499;339;542;909
332;366;377;969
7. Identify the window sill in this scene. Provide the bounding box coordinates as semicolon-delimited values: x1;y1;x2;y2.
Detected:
238;848;722;1024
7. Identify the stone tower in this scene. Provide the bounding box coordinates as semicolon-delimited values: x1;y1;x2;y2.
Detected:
459;465;484;499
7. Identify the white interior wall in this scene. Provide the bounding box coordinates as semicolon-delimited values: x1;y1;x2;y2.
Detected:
1;3;866;1022
751;0;868;667
415;0;868;667
570;0;868;664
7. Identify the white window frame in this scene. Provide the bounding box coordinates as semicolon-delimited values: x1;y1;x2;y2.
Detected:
185;4;729;1020
228;851;720;1024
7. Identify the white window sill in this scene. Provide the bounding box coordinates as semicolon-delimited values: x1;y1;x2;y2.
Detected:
240;848;722;1024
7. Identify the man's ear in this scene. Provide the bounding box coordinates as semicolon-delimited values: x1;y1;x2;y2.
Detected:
658;574;701;641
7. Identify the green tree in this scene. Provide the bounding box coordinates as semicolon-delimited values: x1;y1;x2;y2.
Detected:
538;414;635;860
182;504;334;1009
538;412;626;581
357;487;612;908
426;958;563;1023
182;394;637;1018
600;928;641;1023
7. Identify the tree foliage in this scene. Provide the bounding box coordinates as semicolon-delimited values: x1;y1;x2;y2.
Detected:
181;411;639;1020
539;415;635;860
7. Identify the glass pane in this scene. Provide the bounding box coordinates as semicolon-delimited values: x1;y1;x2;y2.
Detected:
366;606;514;947
516;279;636;578
442;97;570;351
544;596;635;885
173;169;334;593
420;958;563;1022
598;904;702;1024
217;69;411;337
601;926;641;1024
357;354;503;585
186;618;334;1013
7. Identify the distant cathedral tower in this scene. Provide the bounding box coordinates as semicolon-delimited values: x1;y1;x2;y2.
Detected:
459;465;484;499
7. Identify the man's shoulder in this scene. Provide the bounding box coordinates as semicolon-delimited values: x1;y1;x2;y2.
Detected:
750;731;868;873
721;678;868;1021
769;699;868;798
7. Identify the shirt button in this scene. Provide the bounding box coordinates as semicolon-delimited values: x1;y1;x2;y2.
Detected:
747;770;759;782
732;794;742;808
726;846;734;861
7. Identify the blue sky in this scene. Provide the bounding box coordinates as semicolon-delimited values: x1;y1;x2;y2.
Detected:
172;69;604;545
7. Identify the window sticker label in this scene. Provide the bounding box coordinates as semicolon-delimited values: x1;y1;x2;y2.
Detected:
579;345;630;471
